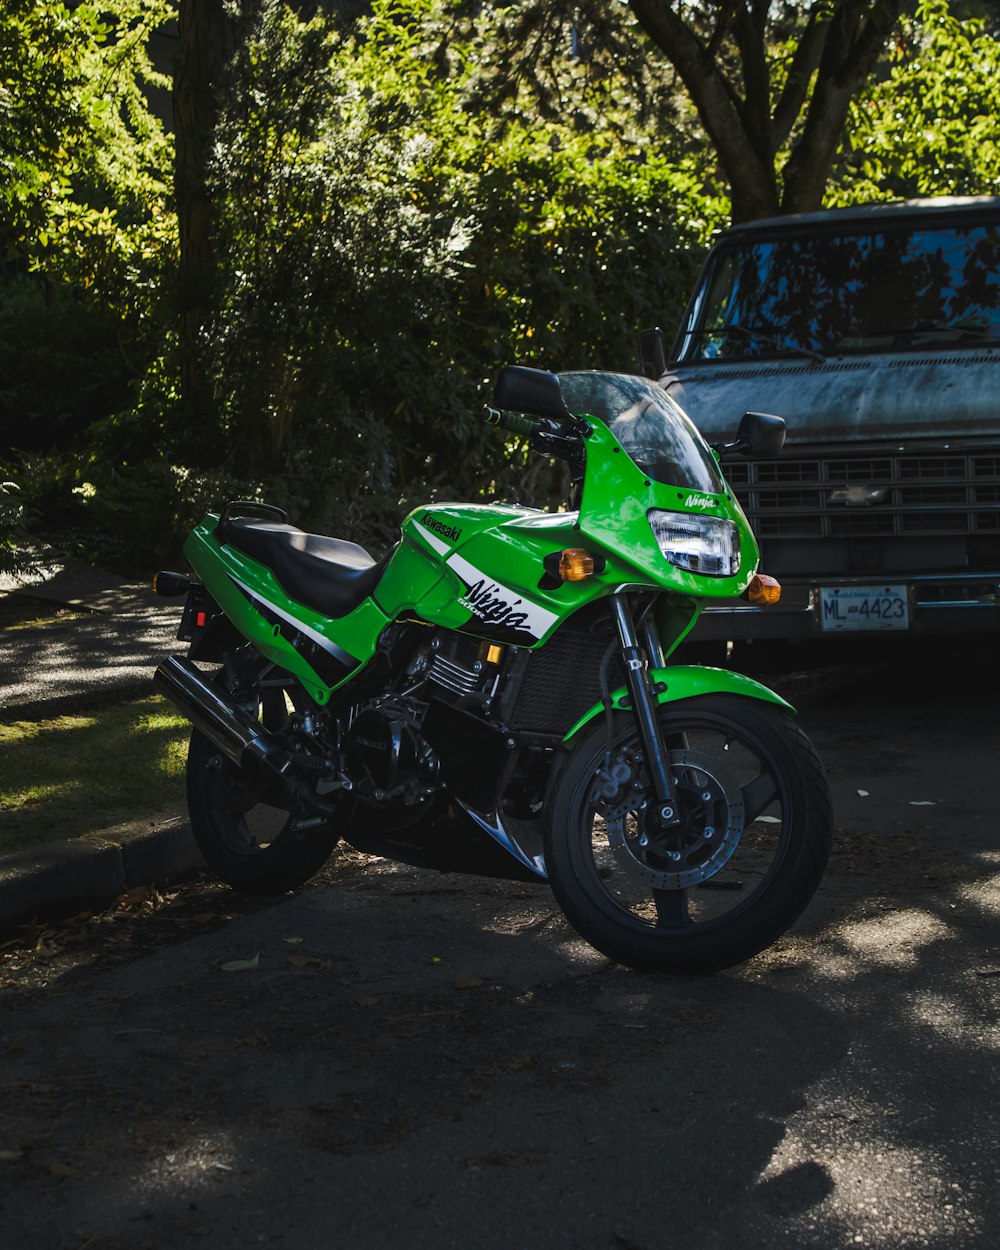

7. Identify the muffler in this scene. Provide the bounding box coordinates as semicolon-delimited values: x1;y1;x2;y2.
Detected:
153;654;290;777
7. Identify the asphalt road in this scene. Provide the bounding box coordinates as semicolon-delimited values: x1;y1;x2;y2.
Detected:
0;589;179;721
1;638;998;1250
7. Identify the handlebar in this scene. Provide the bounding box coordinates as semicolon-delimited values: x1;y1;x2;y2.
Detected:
479;405;537;438
479;405;586;484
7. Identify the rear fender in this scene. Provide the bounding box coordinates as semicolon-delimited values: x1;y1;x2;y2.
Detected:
561;665;794;744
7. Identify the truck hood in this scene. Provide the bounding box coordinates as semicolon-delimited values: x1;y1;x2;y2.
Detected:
661;348;1000;446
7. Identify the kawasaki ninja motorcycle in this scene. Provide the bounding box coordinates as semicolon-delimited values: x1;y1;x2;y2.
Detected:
153;367;832;974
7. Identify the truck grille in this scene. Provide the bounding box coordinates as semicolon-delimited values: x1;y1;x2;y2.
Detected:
726;451;1000;539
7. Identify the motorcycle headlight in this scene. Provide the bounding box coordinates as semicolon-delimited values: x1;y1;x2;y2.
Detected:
647;510;740;577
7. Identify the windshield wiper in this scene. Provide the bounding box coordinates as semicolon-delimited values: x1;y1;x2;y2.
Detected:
690;323;826;363
909;320;996;341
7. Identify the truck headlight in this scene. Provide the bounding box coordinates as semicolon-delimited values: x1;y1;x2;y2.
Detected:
647;510;740;577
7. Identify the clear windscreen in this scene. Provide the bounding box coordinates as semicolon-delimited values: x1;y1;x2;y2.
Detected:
558;371;726;493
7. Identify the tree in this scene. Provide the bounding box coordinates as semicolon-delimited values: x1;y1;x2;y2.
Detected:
833;0;1000;201
626;1;915;221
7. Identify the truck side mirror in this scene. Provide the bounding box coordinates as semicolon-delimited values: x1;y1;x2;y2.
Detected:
735;411;785;458
637;327;667;379
712;412;786;458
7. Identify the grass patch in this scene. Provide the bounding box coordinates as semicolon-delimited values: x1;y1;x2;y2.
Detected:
0;694;191;855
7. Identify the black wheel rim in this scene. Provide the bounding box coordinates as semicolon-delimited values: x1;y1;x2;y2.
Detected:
567;712;795;938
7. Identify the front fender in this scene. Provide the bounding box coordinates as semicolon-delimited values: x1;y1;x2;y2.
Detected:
562;665;794;744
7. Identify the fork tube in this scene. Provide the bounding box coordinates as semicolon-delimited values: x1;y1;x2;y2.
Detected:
640;611;667;669
609;595;680;827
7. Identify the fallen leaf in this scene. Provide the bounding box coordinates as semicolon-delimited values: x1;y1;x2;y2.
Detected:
287;955;328;968
454;973;484;990
857;789;870;797
756;815;781;824
118;886;150;909
909;801;936;807
281;937;304;945
356;996;379;1008
48;1162;77;1179
220;953;260;972
0;1149;23;1163
426;955;444;965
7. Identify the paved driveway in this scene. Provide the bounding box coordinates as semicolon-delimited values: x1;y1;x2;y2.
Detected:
1;641;997;1249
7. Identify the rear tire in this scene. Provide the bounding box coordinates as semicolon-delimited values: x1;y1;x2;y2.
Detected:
186;683;339;895
544;694;832;974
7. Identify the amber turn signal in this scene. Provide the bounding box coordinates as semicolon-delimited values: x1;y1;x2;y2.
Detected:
558;548;596;582
745;573;781;606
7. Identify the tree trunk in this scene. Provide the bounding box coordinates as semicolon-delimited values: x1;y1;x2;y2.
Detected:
173;0;232;463
628;0;910;223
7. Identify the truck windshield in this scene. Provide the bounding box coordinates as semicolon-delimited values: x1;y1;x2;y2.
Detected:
676;221;1000;362
558;371;726;494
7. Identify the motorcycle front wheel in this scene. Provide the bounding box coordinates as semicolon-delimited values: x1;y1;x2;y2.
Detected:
544;694;832;974
186;681;339;897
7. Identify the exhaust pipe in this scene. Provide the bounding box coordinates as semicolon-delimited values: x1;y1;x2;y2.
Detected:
153;655;289;776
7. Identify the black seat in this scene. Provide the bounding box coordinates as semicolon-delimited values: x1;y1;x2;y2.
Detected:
218;518;390;618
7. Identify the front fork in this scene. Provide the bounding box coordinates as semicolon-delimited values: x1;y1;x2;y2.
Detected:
609;594;682;831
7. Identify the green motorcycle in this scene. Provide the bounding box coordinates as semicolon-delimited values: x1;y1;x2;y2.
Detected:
154;367;831;974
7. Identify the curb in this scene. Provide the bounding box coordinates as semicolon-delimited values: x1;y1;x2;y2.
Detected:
0;814;205;932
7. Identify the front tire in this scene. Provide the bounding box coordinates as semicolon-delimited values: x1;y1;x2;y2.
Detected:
544;694;832;974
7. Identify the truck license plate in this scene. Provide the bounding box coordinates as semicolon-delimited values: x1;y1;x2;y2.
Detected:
819;585;910;632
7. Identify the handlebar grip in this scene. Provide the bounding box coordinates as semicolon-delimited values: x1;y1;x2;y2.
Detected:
480;405;537;438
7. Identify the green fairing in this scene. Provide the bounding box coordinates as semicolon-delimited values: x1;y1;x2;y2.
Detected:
390;420;757;648
561;665;795;743
575;419;758;597
182;381;762;700
184;521;391;704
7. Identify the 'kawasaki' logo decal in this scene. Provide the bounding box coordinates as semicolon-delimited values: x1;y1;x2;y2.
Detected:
684;494;716;510
421;512;462;543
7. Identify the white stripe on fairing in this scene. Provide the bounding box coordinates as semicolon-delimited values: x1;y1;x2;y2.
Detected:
227;572;358;665
412;521;450;555
446;551;559;638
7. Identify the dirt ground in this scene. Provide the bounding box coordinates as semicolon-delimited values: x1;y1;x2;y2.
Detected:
1;638;998;1250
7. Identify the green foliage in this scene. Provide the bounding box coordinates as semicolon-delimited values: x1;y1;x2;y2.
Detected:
0;479;34;576
23;0;1000;575
0;277;137;452
0;1;180;571
0;0;176;303
833;0;1000;202
207;0;723;542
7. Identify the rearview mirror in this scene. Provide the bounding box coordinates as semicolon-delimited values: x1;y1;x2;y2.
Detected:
493;366;571;420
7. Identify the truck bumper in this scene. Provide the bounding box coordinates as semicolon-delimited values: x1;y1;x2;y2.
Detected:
692;574;1000;641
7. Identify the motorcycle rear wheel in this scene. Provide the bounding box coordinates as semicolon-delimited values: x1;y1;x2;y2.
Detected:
186;685;339;896
544;694;832;974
